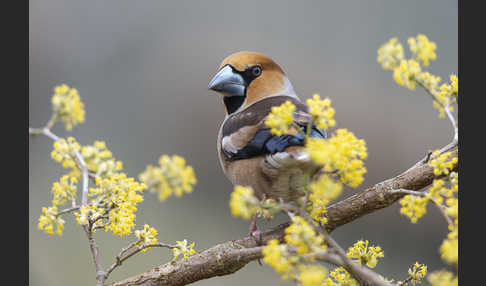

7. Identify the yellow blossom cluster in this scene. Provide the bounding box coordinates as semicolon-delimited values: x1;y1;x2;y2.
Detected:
38;174;77;235
135;224;158;253
433;75;458;117
306;94;336;130
88;173;146;236
51;84;85;131
408;262;427;285
35;84;205;271
393;59;422;90
427;270;458;286
329;267;358;286
308;175;343;225
229;185;260;220
378;35;459;119
172;239;196;260
51;137;81;170
323;241;387;285
346;240;384;268
440;227;457;265
378;35;436;90
139;155;197;201
399;195;429;223
429;151;458;266
397;150;457;277
38;206;65;235
427;178;455;205
309;175;343;206
297;264;329;286
51;138;123;179
306;129;367;187
74;205;104;229
415;72;442;92
262;239;295;278
81;141;123;177
265;100;296;136
284;216;327;254
263;219;330;285
400;150;458;224
377;37;404;70
429;151;457;176
51;175;77;206
408;34;437;66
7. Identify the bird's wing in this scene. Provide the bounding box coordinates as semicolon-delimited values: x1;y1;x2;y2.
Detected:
221;95;327;161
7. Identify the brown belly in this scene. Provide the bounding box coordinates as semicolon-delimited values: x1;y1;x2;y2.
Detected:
220;148;312;202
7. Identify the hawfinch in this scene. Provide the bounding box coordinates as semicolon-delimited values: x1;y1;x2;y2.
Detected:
208;51;326;236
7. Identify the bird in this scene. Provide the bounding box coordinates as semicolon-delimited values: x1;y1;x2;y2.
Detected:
208;51;327;240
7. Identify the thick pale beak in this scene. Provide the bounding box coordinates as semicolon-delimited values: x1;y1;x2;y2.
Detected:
208;65;246;97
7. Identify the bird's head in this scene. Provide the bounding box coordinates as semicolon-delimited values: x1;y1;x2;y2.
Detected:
208;51;296;115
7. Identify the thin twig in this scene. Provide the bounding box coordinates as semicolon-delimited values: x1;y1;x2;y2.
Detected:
416;80;458;142
56;206;80;217
299;210;393;286
397;276;413;286
106;241;178;280
84;225;106;286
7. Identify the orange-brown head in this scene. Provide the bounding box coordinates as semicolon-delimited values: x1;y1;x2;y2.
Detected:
208;51;296;115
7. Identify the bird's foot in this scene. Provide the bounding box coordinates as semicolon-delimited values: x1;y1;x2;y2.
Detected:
248;214;263;266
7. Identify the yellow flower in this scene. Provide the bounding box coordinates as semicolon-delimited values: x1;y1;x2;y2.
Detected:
309;206;328;226
284;216;326;255
51;84;85;131
74;205;104;228
440;227;458;265
172;239;196;260
306;94;336;130
445;197;458;220
229;186;259;220
297;264;328;286
329;267;357;286
139;155;197;201
450;74;458;95
393;59;421;90
427;270;457;286
429;151;457;176
346;240;384;268
430;75;458;118
262;239;293;275
308;175;342;225
306;129;367;187
89;173;146;236
399;195;429;223
265;101;296;136
377;37;405;70
51;137;81;174
81;140;123;178
416;72;441;92
408;262;427;285
51;175;77;206
38;206;65;235
309;175;343;206
134;224;158;253
408;34;437;66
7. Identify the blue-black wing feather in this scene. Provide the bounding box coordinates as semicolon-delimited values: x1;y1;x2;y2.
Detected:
224;125;327;160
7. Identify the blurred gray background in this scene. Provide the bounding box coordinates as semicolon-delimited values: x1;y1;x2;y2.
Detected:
29;1;457;285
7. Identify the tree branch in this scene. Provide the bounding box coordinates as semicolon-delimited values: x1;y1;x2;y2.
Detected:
110;141;457;286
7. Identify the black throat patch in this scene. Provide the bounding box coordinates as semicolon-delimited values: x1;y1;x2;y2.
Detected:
223;96;246;114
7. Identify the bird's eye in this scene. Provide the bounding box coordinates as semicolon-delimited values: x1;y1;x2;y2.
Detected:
251;66;262;77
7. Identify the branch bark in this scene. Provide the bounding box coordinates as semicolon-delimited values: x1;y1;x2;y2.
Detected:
111;141;457;286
